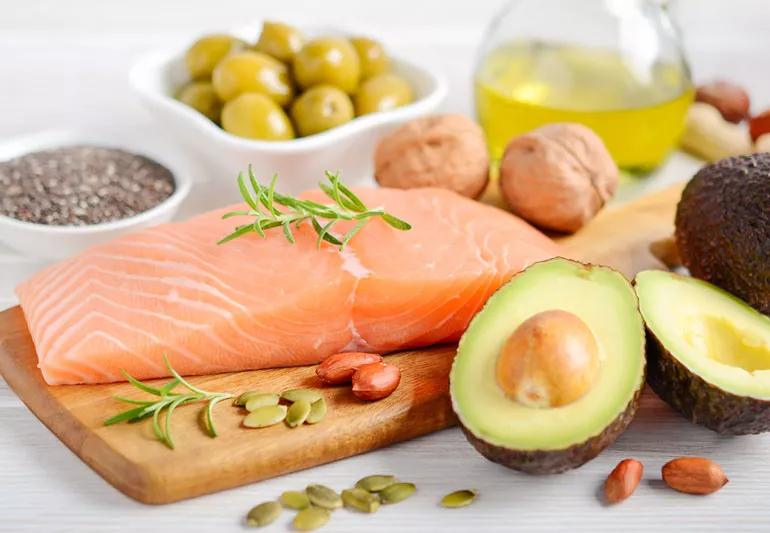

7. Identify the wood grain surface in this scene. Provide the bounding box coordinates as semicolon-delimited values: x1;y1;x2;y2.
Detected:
0;184;683;505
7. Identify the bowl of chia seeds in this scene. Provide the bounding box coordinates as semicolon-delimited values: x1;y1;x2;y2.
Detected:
0;130;191;259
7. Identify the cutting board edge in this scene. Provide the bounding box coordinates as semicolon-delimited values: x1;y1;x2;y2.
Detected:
0;308;157;502
0;306;458;504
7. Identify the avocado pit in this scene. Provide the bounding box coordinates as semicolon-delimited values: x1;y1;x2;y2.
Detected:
496;309;600;408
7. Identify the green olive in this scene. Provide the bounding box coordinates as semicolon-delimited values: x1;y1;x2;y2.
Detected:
255;21;304;63
351;37;390;79
184;34;246;80
212;51;294;105
176;81;223;122
293;37;361;94
221;93;295;141
290;85;354;136
354;73;414;116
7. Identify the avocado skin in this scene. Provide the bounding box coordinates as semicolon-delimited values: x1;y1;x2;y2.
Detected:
459;386;642;474
646;326;770;435
675;153;770;315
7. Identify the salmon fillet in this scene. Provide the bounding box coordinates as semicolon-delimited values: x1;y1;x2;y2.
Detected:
16;187;558;385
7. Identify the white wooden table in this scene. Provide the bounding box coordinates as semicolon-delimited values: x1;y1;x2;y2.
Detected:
2;1;770;531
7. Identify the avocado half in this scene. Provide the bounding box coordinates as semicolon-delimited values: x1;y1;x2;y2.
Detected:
676;153;770;315
636;270;770;434
450;258;646;474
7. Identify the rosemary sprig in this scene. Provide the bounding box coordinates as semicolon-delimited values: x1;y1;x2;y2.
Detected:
218;168;411;250
104;355;233;449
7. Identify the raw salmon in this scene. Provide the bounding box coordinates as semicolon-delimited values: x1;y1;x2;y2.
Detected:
16;187;558;385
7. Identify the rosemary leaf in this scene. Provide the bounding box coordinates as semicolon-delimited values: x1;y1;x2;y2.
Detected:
104;355;233;449
381;212;412;230
219;171;411;249
217;224;255;245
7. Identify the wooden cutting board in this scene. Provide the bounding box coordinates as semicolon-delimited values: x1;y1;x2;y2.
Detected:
0;183;684;505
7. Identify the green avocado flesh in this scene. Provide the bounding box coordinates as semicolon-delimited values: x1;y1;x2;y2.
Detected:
450;258;645;471
637;270;770;434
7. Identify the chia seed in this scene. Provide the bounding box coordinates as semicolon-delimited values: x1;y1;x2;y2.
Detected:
0;146;176;226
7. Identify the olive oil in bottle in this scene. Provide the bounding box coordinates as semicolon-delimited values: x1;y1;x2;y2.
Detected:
475;41;693;172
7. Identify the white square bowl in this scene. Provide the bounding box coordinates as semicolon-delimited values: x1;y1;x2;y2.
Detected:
129;31;448;199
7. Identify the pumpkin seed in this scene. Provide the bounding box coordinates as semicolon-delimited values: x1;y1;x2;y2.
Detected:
440;489;477;508
293;506;330;531
279;490;310;510
281;388;323;404
342;487;380;513
355;474;397;492
234;390;268;407
306;484;342;509
286;400;312;427
246;501;282;527
380;482;416;504
305;398;327;424
245;393;280;412
243;405;287;428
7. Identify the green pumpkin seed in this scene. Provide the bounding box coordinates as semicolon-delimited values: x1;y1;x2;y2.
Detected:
281;388;323;404
440;489;477;508
279;490;310;510
380;482;416;504
305;398;327;424
246;501;282;527
293;506;330;531
306;484;342;509
286;400;312;427
243;404;287;428
342;488;380;513
234;390;269;407
355;474;397;492
245;393;280;412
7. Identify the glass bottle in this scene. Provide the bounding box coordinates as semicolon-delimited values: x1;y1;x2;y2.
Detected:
475;0;692;173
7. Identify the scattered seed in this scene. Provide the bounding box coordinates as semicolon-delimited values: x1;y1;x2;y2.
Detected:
246;501;282;527
282;388;323;404
440;489;477;508
342;487;381;513
286;400;312;427
243;405;287;428
279;490;310;510
355;474;397;492
306;484;343;510
380;482;416;504
245;393;280;412
233;390;267;407
293;506;330;531
305;398;327;424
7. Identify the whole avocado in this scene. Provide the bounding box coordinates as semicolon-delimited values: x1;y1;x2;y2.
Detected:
675;153;770;314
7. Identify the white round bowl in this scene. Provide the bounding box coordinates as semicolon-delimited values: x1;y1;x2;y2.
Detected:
0;129;192;259
129;28;448;199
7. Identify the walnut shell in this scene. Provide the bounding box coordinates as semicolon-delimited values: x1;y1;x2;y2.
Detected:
499;123;618;234
374;114;489;198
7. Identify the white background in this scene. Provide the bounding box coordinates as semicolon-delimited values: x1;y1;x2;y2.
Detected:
1;0;770;531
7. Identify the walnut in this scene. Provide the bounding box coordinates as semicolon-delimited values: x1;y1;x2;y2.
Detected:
499;123;618;234
373;114;489;198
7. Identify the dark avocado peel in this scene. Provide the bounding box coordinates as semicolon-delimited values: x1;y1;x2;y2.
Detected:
450;257;646;474
676;152;770;315
636;270;770;435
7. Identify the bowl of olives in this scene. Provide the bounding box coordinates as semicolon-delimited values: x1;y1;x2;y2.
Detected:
130;21;447;197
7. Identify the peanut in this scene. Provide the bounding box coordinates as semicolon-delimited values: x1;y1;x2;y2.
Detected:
351;362;401;401
680;102;752;162
695;81;750;124
756;133;770;153
661;457;728;495
316;352;383;385
604;458;644;503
